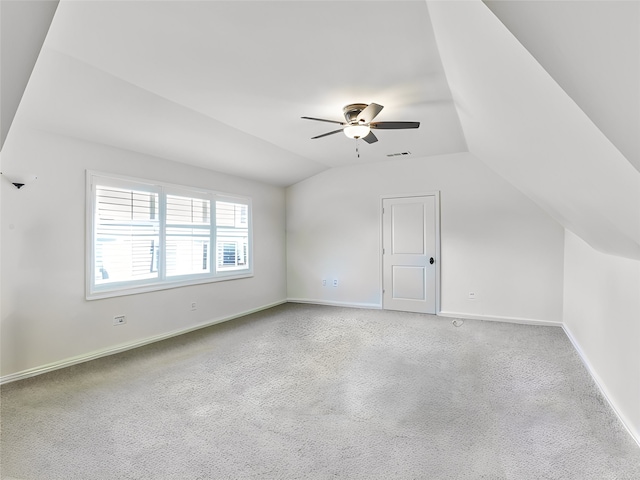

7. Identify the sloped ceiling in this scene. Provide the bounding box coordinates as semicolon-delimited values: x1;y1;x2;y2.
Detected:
428;0;639;260
484;0;640;174
2;0;639;260
0;0;58;150
6;0;466;186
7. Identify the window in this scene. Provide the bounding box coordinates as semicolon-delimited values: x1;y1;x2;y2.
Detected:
165;194;211;277
216;201;249;272
87;172;252;299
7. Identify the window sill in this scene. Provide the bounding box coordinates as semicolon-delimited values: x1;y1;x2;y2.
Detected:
86;271;254;300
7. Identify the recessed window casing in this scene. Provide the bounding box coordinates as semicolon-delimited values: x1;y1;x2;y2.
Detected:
86;171;252;299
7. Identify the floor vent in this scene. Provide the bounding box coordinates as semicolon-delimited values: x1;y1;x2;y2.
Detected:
386;151;412;157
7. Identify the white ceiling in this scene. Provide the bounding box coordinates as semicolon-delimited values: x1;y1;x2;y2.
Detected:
0;0;58;151
485;0;640;173
4;0;639;259
429;0;639;260
16;0;467;187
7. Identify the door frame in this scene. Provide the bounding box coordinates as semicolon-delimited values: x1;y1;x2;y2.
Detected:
380;192;441;314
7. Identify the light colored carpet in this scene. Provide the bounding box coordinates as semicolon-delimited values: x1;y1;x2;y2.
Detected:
1;303;639;479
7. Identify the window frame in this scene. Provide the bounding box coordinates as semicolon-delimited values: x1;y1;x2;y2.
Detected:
86;171;253;300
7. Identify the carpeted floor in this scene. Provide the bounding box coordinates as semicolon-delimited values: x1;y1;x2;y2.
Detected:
1;303;639;479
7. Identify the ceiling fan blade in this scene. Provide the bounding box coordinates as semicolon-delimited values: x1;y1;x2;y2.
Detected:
311;128;344;139
357;103;384;124
362;131;378;144
302;116;345;125
370;121;420;129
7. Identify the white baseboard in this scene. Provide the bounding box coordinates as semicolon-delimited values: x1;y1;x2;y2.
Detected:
286;303;560;326
287;298;382;310
562;324;640;448
0;300;287;385
438;311;562;327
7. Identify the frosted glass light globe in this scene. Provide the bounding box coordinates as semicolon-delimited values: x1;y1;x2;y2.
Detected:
343;124;370;139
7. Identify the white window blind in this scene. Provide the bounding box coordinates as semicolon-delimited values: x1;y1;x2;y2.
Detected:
216;201;249;272
94;186;159;285
87;172;252;299
166;195;211;277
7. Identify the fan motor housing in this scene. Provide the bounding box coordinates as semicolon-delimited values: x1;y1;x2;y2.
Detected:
343;103;368;123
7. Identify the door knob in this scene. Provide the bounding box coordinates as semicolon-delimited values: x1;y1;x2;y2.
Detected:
430;257;435;264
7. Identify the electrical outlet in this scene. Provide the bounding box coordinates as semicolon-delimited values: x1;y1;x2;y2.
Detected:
191;302;197;311
333;279;338;287
322;279;327;287
468;292;476;300
113;315;126;326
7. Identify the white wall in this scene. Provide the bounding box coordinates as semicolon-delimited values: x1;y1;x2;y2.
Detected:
563;230;640;442
0;128;287;379
286;152;564;323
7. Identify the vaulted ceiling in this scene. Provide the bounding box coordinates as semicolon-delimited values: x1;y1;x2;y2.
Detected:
485;0;640;174
427;0;639;260
3;0;467;186
2;0;639;260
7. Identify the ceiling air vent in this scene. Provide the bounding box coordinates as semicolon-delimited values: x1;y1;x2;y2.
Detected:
386;151;412;158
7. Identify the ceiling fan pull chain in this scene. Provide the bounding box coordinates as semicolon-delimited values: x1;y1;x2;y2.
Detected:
356;138;360;158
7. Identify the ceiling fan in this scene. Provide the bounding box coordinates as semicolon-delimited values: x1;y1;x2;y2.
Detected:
301;103;419;144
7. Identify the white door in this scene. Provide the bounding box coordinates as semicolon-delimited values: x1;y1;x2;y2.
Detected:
382;195;437;314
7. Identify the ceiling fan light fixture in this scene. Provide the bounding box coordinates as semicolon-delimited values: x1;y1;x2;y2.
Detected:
302;103;418;144
343;124;370;139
